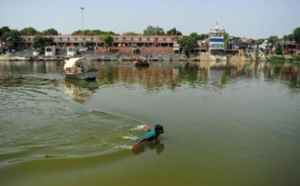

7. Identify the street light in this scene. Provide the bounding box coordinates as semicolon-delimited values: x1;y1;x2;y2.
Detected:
81;7;84;35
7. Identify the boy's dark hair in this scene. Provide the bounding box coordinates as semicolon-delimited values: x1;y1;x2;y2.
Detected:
155;124;163;131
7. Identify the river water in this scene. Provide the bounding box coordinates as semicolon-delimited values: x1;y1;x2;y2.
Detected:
0;60;300;186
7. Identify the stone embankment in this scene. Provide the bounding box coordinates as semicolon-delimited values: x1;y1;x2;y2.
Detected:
189;53;268;62
0;47;188;62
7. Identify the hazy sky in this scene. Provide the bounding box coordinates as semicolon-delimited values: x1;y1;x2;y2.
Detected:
1;0;299;39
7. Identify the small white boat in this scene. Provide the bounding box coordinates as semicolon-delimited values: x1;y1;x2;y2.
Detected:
63;57;97;80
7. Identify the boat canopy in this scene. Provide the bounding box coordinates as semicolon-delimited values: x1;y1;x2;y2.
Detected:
64;57;87;70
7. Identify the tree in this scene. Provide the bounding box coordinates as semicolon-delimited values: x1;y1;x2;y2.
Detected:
72;29;93;35
91;29;106;35
283;35;288;41
198;34;207;40
42;28;58;35
32;35;54;50
20;27;39;35
293;27;300;44
125;31;139;36
1;30;21;51
72;29;116;36
166;28;182;35
288;34;294;41
98;34;114;51
180;33;199;57
143;26;165;35
224;32;230;49
72;30;84;35
254;39;265;45
275;43;283;55
267;35;278;45
0;26;11;38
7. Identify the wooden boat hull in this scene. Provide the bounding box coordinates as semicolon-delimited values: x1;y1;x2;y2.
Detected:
133;60;150;67
65;70;97;80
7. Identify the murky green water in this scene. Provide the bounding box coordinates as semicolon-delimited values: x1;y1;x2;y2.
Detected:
0;60;300;186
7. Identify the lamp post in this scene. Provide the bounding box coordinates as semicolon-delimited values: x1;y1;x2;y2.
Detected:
81;7;84;35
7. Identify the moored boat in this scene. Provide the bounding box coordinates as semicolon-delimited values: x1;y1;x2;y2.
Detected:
63;57;97;80
133;56;150;67
134;61;150;67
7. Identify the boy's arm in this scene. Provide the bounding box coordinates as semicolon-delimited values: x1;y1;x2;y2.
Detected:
143;124;152;131
132;137;150;149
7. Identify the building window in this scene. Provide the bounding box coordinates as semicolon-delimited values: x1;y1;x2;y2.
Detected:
139;38;142;41
59;38;63;41
123;37;126;41
163;38;166;41
91;37;94;41
75;38;78;41
115;38;119;41
131;38;134;41
147;38;150;41
67;38;70;41
83;38;86;41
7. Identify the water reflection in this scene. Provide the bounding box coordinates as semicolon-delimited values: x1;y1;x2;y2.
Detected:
1;60;299;92
64;78;98;103
131;141;165;155
95;61;300;92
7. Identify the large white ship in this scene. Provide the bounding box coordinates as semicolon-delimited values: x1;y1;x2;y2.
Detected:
208;23;225;55
208;23;227;61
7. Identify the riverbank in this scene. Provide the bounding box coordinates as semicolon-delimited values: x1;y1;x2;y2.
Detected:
268;54;300;63
1;49;299;64
0;50;188;62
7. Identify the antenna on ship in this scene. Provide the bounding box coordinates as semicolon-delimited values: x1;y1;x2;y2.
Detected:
220;16;225;31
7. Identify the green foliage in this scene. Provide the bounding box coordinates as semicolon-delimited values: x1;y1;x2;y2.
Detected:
1;30;21;50
180;36;197;53
293;27;300;44
125;31;139;36
292;55;300;61
91;29;106;35
143;26;165;35
224;32;230;49
72;30;88;35
72;29;116;36
42;28;58;35
270;55;284;61
283;34;295;41
267;35;278;45
20;27;39;35
166;28;182;35
0;26;11;38
98;34;114;47
254;39;265;45
188;32;205;40
84;42;94;48
180;32;208;54
270;55;300;63
32;35;54;50
198;34;207;40
288;34;294;41
275;43;283;55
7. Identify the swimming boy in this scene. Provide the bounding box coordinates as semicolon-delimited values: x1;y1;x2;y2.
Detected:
132;124;164;149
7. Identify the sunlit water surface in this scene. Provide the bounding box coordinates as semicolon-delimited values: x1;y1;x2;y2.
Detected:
0;60;300;186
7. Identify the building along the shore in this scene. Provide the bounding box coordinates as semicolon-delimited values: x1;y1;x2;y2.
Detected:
19;34;183;54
